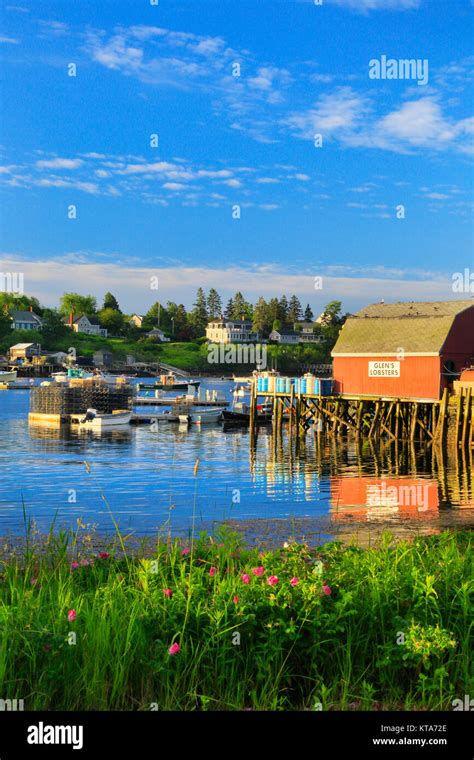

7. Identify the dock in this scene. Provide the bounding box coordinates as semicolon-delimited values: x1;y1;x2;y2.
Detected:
133;397;229;407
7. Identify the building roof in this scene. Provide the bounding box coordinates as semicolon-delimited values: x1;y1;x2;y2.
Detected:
332;300;474;355
10;343;36;349
272;328;299;337
11;310;42;323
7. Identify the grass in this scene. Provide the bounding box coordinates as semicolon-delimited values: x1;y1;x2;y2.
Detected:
0;526;471;711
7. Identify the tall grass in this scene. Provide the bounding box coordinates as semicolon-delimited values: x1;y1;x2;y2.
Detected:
0;527;471;710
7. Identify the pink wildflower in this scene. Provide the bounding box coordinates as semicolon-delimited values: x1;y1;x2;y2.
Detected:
181;548;190;556
67;609;76;622
290;577;299;587
162;588;173;598
169;642;181;655
233;595;239;604
209;566;217;577
71;562;79;570
252;566;265;576
322;585;332;596
267;575;279;587
241;573;250;584
98;551;110;559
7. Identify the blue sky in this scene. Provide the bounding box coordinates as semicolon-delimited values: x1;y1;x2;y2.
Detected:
0;0;473;313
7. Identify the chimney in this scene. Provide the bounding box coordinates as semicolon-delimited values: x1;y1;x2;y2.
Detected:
29;305;33;312
69;310;74;327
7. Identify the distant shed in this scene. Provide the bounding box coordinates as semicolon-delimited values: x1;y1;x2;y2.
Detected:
331;300;474;400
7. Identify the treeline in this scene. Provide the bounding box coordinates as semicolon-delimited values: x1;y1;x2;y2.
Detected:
0;289;347;343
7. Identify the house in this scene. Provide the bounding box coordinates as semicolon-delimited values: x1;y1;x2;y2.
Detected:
294;322;325;343
206;318;260;344
269;328;300;345
129;314;144;328
9;343;42;363
67;314;108;338
10;309;43;331
93;349;114;367
331;300;474;400
146;328;170;342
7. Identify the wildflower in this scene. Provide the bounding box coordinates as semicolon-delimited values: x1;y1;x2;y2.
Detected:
252;566;265;576
241;573;250;584
67;609;77;622
162;588;173;598
169;642;180;655
290;577;299;587
70;562;79;570
209;566;217;577
98;551;110;559
322;585;332;596
181;548;190;556
267;575;279;587
233;595;239;604
30;577;37;586
80;559;92;567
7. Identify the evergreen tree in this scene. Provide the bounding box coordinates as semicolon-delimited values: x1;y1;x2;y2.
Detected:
207;288;222;319
103;292;121;312
303;303;314;322
267;297;281;326
288;295;303;324
252;296;271;336
224;298;234;319
279;295;289;322
190;288;208;337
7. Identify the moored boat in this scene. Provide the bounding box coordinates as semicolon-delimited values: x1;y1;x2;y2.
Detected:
69;409;132;430
0;370;17;384
179;407;225;425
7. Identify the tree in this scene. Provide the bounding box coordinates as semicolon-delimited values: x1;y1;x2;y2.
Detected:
252;297;271;336
230;292;252;320
59;293;97;319
103;292;121;312
279;295;289;322
288;295;303;324
143;302;169;332
98;308;124;334
166;302;191;341
0;311;11;339
224;298;234;319
40;308;69;344
267;298;281;326
319;300;344;327
190;288;208;337
303;303;314;322
207;288;222;319
0;294;42;315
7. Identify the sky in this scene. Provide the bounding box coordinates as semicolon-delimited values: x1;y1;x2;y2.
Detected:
0;0;473;315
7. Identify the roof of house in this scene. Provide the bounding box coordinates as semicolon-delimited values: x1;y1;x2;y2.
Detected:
295;322;315;329
10;343;36;349
147;328;165;335
72;314;102;326
11;310;42;323
272;328;299;337
332;301;474;355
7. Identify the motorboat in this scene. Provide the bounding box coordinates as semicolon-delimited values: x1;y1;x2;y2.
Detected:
179;407;225;425
221;400;272;425
0;370;17;384
69;409;132;430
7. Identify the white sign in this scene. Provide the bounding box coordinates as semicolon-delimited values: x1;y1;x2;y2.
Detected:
368;361;400;377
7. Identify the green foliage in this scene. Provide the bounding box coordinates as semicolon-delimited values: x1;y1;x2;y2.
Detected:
59;293;97;319
97;308;125;334
0;529;471;710
103;292;121;312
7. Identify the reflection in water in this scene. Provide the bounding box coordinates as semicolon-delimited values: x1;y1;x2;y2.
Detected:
0;385;472;541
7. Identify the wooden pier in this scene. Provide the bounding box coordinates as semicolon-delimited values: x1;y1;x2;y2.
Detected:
250;385;474;449
133;397;229;407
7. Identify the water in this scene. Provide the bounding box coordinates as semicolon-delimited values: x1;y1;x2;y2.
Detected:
0;380;473;544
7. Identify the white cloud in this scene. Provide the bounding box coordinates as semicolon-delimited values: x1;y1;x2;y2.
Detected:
327;0;421;9
285;87;368;137
0;35;19;44
36;158;84;170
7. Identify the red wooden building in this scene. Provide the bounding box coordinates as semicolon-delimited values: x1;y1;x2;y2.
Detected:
332;300;474;400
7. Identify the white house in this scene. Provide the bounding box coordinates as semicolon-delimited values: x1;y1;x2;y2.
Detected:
294;321;325;344
146;328;170;342
10;310;43;331
206;318;260;344
269;328;300;345
67;315;108;338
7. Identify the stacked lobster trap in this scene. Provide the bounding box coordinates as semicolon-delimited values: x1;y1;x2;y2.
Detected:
29;380;134;422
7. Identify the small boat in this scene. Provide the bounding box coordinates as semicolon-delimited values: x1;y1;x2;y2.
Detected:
138;373;200;392
179;407;225;425
222;400;273;425
69;409;132;430
0;370;17;383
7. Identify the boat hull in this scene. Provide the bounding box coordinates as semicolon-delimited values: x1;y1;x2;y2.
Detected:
0;371;17;384
70;411;132;430
139;381;200;391
179;408;224;424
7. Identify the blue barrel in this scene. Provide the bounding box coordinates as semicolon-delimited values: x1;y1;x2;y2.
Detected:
285;377;291;393
300;378;307;394
314;378;320;395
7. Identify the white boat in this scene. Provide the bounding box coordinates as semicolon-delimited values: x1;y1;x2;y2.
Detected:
69;410;132;430
0;370;17;383
179;407;225;425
